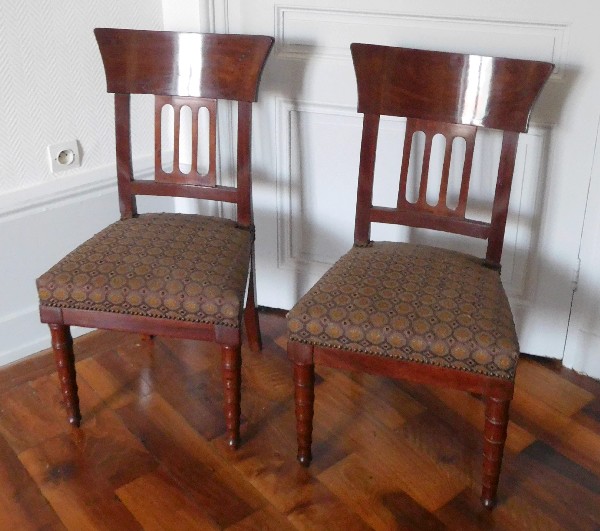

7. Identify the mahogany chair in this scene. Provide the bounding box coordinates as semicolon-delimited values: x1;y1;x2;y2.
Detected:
36;28;273;449
287;44;553;507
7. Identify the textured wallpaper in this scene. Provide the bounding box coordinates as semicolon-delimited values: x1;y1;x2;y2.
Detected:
0;1;163;194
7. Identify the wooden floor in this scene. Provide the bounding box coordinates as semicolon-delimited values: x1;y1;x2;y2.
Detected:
0;309;599;530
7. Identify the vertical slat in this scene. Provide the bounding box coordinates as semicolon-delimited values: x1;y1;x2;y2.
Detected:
236;101;252;227
417;133;433;207
438;137;454;210
397;119;416;209
456;132;477;217
172;102;181;174
354;113;380;245
208;101;217;185
154;97;163;177
115;94;137;219
486;131;520;266
191;105;199;176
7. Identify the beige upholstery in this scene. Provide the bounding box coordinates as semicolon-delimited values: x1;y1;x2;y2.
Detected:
288;242;519;380
37;213;252;328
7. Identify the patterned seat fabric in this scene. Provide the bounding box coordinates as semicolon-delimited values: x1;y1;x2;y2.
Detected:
37;213;252;328
287;242;519;380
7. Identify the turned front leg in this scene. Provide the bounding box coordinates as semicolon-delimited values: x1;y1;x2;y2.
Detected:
294;362;315;466
221;345;242;449
481;396;510;508
49;324;81;427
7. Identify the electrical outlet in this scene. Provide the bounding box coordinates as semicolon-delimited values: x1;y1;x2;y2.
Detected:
48;141;81;173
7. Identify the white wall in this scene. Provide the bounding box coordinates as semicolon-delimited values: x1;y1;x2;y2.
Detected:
161;0;205;31
0;2;164;365
563;115;600;378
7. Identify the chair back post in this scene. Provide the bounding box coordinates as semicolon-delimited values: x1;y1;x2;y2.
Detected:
236;101;253;228
486;131;520;267
350;43;553;262
354;113;380;245
114;93;137;219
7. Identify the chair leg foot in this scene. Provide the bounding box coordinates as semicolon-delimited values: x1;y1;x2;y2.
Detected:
297;453;312;467
481;496;496;510
49;324;81;428
481;396;510;508
294;362;314;467
221;344;242;449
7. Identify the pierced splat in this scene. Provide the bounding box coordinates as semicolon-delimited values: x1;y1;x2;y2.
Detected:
155;95;217;186
398;118;476;218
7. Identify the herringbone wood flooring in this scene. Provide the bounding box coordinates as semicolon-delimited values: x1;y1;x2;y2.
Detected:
0;309;599;529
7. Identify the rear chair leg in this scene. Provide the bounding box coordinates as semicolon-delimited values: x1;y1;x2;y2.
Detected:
244;252;262;352
49;324;81;427
221;345;242;449
294;362;315;466
481;396;510;508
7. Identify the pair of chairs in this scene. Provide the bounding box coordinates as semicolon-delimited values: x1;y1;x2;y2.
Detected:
36;28;553;508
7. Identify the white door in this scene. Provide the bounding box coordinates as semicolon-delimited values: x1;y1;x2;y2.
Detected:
206;0;600;361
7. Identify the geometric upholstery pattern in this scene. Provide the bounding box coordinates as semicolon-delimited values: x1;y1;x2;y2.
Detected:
288;242;519;380
37;213;252;328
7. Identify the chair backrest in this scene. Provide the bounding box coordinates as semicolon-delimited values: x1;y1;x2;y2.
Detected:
350;43;553;268
95;28;274;226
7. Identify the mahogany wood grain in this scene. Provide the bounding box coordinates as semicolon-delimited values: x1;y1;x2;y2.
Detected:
1;310;600;528
294;362;315;466
95;28;274;101
116;470;220;530
49;324;80;427
129;179;238;203
0;430;63;530
291;44;553;509
312;344;515;399
243;247;262;352
39;29;273;452
481;397;510;508
114;93;136;218
351;43;553;132
222;345;242;449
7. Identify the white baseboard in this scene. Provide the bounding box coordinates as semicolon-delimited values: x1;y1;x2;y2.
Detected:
0;305;92;367
563;328;600;380
0;156;175;367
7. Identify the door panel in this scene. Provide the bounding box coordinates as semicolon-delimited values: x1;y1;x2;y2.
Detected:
211;0;600;360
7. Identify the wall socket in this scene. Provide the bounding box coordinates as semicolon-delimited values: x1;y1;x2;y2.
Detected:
48;141;81;173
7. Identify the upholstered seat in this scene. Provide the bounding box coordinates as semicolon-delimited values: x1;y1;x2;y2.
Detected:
288;242;518;380
37;214;251;328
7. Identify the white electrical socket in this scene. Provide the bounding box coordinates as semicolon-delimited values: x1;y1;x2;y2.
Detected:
48;140;81;173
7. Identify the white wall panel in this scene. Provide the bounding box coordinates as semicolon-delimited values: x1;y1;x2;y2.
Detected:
275;7;568;76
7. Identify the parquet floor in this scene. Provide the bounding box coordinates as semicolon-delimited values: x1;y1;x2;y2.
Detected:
0;309;599;530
